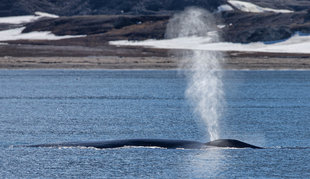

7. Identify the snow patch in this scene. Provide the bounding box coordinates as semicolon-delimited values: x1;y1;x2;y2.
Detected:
34;12;59;18
217;25;226;29
0;11;59;24
228;0;293;13
0;27;86;41
217;4;234;12
110;34;310;54
0;15;38;24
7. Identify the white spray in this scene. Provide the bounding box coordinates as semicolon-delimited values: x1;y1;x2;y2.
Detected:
166;7;225;141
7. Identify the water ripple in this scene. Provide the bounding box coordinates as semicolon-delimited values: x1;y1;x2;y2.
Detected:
0;95;184;101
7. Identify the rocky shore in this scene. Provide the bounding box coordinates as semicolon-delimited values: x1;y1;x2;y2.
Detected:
2;56;310;70
1;43;309;70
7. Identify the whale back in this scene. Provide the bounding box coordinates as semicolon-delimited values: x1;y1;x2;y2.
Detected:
27;139;262;149
205;139;263;149
27;139;205;149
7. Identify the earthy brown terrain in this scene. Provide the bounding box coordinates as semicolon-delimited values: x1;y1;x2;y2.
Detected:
1;41;310;69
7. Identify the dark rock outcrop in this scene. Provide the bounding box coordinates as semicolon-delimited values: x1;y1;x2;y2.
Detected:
22;11;310;43
23;15;170;41
236;0;310;12
2;0;310;43
1;0;309;17
221;11;310;43
0;0;225;17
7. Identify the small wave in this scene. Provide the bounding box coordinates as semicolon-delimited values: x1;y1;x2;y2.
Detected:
57;146;103;150
118;146;168;149
202;146;257;150
229;105;309;109
273;146;310;150
0;95;183;101
53;145;169;150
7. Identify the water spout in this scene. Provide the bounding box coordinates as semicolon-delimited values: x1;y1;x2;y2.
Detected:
166;7;225;141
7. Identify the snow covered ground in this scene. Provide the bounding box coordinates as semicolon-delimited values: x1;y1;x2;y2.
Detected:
109;1;304;54
0;12;58;24
0;27;86;41
110;33;310;54
227;0;293;13
0;12;85;41
217;4;234;12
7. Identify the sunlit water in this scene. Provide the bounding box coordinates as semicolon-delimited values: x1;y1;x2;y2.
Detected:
0;70;309;178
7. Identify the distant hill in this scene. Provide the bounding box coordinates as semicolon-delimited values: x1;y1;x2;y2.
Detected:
1;0;310;43
238;0;310;11
1;0;310;17
0;0;225;17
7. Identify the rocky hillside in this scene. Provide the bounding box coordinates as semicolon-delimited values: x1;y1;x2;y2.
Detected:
1;0;310;43
238;0;310;11
0;0;225;17
1;0;309;17
221;10;310;43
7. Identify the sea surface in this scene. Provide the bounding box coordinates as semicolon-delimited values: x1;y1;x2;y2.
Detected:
0;70;309;178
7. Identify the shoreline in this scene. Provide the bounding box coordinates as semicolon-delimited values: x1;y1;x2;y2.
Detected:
1;42;310;70
2;68;310;71
1;56;310;70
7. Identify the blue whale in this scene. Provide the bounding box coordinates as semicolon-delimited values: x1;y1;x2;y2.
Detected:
27;139;262;149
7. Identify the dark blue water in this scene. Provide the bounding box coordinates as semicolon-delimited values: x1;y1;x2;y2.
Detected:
0;70;309;178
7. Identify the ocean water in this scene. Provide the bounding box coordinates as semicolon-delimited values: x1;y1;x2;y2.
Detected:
0;70;309;178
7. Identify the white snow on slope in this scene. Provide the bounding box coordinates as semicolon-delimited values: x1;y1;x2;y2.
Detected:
110;34;310;54
217;4;234;12
228;0;293;13
0;27;86;41
0;11;59;24
34;12;59;18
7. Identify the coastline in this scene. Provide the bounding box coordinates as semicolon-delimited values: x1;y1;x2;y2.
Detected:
1;55;310;70
1;43;310;70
